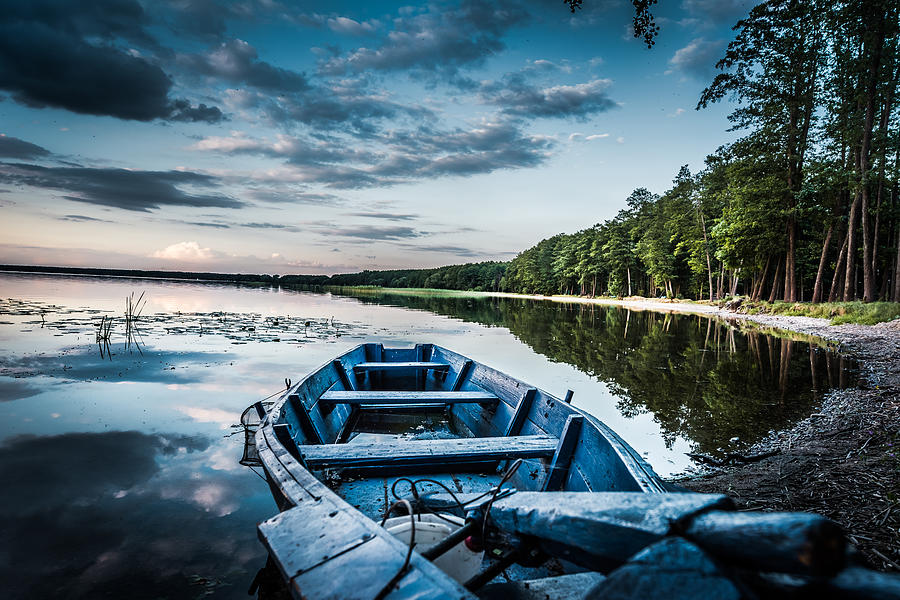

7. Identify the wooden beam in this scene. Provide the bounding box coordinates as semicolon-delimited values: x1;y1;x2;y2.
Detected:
288;394;324;445
353;361;450;372
504;388;536;437
542;414;583;491
320;390;499;405
298;435;558;470
333;359;354;391
451;360;473;391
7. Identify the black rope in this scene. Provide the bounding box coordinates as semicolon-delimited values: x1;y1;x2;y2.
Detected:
375;499;415;600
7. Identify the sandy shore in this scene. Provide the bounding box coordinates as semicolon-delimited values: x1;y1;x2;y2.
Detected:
502;293;899;571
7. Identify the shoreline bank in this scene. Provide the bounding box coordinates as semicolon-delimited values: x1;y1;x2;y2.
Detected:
476;292;900;572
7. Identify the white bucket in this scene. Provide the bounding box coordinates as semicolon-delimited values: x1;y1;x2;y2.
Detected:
383;513;483;583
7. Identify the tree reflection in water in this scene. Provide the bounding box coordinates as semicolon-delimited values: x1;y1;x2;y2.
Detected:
339;291;856;457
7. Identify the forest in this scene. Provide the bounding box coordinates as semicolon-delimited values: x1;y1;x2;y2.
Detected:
504;0;900;302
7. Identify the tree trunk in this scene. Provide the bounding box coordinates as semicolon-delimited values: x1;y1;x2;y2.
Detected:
830;227;849;302
754;255;771;301
626;267;632;297
843;192;860;301
859;8;886;302
785;218;797;302
811;223;834;303
768;258;783;303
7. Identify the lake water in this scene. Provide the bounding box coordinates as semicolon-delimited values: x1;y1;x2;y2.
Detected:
0;273;856;599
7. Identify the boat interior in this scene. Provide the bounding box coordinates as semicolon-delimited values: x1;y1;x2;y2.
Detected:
269;343;662;522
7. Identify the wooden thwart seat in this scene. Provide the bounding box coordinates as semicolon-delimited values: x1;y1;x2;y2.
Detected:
319;390;499;405
299;435;558;469
353;361;450;372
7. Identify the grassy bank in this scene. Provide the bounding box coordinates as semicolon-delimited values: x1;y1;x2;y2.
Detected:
732;300;900;325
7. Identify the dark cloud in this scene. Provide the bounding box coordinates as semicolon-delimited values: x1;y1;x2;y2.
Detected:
0;378;41;401
57;214;114;223
398;243;485;258
668;37;725;79
333;225;419;240
0;1;223;122
320;0;528;77
481;74;616;119
192;120;552;189
168;99;225;123
249;189;342;205
178;39;309;92
0;135;51;160
0;162;244;212
345;212;418;221
266;83;433;132
0;431;208;513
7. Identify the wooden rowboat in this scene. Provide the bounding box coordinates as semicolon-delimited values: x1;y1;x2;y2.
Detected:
251;343;898;600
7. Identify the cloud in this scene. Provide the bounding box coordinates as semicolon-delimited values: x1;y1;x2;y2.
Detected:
668;108;686;117
667;38;724;79
0;135;51;159
0;378;41;402
177;39;309;92
150;241;215;261
57;214;114;223
480;73;616;120
345;212;418;221
319;0;528;77
190;119;553;189
569;133;610;142
327;16;378;36
333;225;419;241
0;430;209;513
0;2;223;122
0;162;244;212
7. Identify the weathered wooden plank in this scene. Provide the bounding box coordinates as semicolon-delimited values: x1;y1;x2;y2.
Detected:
684;510;846;576
542;414;583;491
584;538;740;600
320;390;499;405
259;498;475;600
487;492;732;571
504;388;536;437
299;435;558;469
451;360;473;391
479;572;606;600
353;361;450;372
333;359;355;391
288;394;324;445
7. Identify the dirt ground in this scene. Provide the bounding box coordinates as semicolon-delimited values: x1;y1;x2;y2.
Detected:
674;313;900;573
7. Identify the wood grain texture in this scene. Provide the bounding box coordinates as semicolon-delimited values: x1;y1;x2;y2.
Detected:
488;491;732;570
299;435;558;469
319;390;499;404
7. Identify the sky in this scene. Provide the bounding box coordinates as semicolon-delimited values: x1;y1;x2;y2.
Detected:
0;0;755;275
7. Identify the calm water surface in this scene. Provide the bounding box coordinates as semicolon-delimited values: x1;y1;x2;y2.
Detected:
0;274;856;599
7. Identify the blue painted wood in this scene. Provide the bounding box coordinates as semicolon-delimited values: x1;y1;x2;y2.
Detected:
333;359;354;391
487;492;732;571
353;361;450;372
584;538;740;599
542;414;583;491
288;394;324;445
504;388;536;437
319;390;499;405
451;360;473;391
563;389;574;404
298;435;558;469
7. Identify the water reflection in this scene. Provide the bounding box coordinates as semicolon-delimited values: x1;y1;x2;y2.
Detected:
336;291;856;457
0;431;272;599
